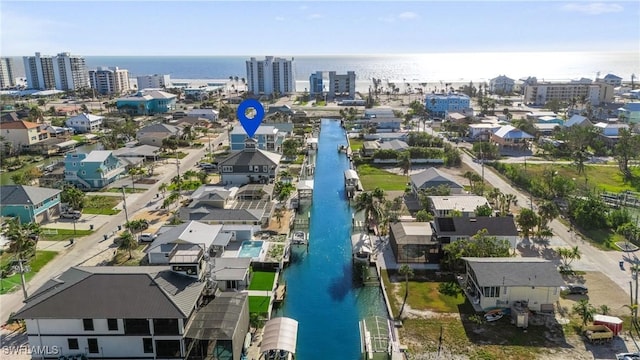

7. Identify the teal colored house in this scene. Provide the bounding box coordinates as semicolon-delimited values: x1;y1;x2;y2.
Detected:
230;125;285;152
1;185;62;224
64;150;125;190
116;90;177;115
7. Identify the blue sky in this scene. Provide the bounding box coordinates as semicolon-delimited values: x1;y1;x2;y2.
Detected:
1;1;639;56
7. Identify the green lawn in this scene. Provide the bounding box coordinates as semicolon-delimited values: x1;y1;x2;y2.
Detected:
41;229;93;241
0;251;58;295
249;296;270;314
522;163;640;193
349;138;364;151
83;195;121;215
106;187;146;194
357;164;408;191
248;271;276;291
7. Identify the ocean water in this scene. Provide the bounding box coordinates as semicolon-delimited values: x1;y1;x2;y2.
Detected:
82;52;639;84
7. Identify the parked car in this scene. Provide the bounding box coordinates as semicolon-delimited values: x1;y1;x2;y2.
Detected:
565;284;588;295
138;233;157;242
617;353;640;360
60;210;81;220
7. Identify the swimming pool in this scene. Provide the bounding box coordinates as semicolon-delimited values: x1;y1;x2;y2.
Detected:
238;240;264;259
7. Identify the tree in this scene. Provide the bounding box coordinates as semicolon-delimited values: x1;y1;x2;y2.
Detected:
599;304;611;315
118;230;137;260
614;128;640;180
159;182;168;198
28;106;44;123
126;219;149;238
573;299;596;326
557;246;581;270
415;209;432;222
274;181;295;203
517;208;539;238
282;139;301;159
568;195;608;230
537;200;559;229
441;229;511;272
61;185;86;210
397;151;411;181
354;190;384;230
398;264;414;319
475;204;493;217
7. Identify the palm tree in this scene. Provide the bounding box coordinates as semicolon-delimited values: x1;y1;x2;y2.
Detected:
28;106;44;123
573;299;596;326
398;264;414;319
537;200;559;229
118;230;137;260
354;191;384;231
557;246;581;270
398;151;411;181
599;304;611;315
159;182;168;198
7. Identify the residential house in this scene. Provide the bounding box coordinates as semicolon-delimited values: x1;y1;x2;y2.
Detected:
525;111;558;122
1;111;20;123
489;75;515;94
209;257;252;291
116;90;177;115
491;125;534;147
136;123;181;147
230;125;285;152
362;132;408;142
618;102;640;123
0;120;49;152
44;125;74;139
425;93;471;118
462;257;564;311
596;73;623;87
0;185;62;223
187;109;218;122
379;139;409;151
361;141;380;157
219;139;281;186
432;216;519;248
13;266;251;360
594;121;631;148
468;123;501;140
64;150;125;190
112;144;160;162
389;221;439;265
359;107;402;132
564;114;593;128
175;116;210;129
65;113;103;134
410;168;464;196
533;123;560;136
429;195;490;218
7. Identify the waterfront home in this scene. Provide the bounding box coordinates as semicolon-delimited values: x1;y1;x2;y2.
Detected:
0;120;49;152
187;109;218;122
116;89;177;115
0;185;61;224
389;221;439;265
425;93;472;118
210;257;252;291
428;195;490;218
491;125;534;147
379;139;409;151
489;75;515;94
44;124;74;139
65;113;103;133
468;123;502;140
564;114;593;128
362;132;408;142
410;168;464;196
462;257;564;312
432;216;519;248
618;102;640;123
64;150;125;190
136;123;181;147
13;266;251;360
180;201;270;229
112;144;160;162
229;125;285;152
219;139;281;186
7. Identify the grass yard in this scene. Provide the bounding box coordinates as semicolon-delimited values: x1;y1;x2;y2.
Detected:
357;164;408;191
83;195;121;215
107;187;146;194
0;250;57;295
249;296;270;314
41;228;93;241
248;271;276;291
523;163;640;193
349;138;364;151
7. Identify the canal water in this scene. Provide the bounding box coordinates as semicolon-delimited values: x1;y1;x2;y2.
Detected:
276;119;387;359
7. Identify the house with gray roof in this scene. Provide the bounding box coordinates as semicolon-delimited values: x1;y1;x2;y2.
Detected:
65;113;103;133
410;167;464;196
209;257;253;291
564;114;593;128
64;150;125;190
433;216;519;248
389;221;439;266
462;257;564;312
379;139;409;151
0;185;62;223
13;266;208;359
219;139;281;186
136;123;181;147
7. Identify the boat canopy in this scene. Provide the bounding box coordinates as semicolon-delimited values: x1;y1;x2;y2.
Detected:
261;317;298;354
344;169;359;180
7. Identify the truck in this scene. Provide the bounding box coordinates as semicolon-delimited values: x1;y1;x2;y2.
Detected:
583;324;614;344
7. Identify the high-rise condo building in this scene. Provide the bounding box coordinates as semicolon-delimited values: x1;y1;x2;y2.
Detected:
0;57;16;88
136;74;171;90
246;56;295;96
89;67;131;95
22;52;90;91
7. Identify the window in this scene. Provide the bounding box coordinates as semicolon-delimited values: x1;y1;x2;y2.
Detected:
155;340;181;357
87;338;99;353
124;319;150;335
482;286;500;298
143;338;153;353
83;318;94;331
254;166;260;173
107;318;118;331
67;338;79;350
222;166;233;172
153;319;179;335
263;165;268;172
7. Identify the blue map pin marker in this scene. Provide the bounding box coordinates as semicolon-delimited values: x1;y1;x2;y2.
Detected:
237;99;264;138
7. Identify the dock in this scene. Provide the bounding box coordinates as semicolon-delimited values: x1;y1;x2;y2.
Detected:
274;284;286;303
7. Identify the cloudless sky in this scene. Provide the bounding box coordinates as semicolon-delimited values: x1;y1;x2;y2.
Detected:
1;0;639;56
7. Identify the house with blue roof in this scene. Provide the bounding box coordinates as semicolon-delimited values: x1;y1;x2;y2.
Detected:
618;102;640;123
1;185;62;224
116;90;177;115
64;150;125;190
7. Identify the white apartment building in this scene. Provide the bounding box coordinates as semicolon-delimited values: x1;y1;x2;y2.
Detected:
89;67;130;95
523;81;614;106
136;74;171;90
23;52;90;91
0;57;16;88
246;56;295;96
328;71;356;99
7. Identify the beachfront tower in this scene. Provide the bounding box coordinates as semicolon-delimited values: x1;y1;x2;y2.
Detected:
23;52;89;91
89;67;131;95
246;56;296;97
0;57;16;88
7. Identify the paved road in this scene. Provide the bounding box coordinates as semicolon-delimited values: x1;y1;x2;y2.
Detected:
0;132;227;324
460;151;633;296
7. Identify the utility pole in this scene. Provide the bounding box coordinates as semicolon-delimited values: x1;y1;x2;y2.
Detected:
121;185;129;226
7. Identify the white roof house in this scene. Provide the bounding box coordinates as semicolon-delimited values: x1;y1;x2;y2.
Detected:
147;221;226;265
187;109;219;122
429;195;490;217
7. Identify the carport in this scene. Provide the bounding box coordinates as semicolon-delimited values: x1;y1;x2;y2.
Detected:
260;317;298;357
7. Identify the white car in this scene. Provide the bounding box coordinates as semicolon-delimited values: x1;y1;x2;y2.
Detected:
138;233;157;242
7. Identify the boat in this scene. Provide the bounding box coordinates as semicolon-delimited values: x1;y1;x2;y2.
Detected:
291;231;307;245
352;232;373;264
484;311;504;322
